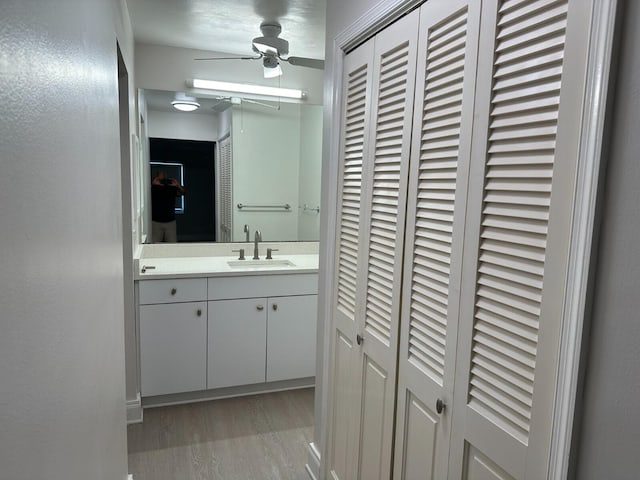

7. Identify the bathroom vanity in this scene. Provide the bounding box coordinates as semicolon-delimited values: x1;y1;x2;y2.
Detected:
134;243;319;406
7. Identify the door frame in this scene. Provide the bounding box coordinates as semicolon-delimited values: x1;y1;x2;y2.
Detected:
315;1;618;479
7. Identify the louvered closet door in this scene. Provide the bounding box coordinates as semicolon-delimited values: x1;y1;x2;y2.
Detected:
217;136;232;242
327;38;374;480
449;0;594;478
353;10;420;480
392;1;481;478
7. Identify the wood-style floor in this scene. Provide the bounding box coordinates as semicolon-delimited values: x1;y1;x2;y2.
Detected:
127;388;314;480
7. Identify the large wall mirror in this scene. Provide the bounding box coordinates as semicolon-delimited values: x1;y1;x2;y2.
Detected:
139;88;322;243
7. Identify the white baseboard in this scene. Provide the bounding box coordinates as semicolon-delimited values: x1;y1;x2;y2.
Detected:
126;393;143;424
305;441;321;480
141;378;314;409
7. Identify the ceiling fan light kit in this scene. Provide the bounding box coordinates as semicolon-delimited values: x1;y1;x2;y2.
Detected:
189;78;305;100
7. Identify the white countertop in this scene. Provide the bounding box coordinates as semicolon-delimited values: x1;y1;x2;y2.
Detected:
136;254;319;280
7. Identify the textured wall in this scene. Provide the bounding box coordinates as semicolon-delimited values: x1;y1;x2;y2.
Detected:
0;1;129;478
573;1;640;477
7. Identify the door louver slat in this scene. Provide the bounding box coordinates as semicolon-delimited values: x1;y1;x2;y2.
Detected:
407;8;468;384
365;41;412;346
337;63;368;319
467;0;567;445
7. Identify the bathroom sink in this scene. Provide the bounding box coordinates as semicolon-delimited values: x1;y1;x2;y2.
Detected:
227;259;295;269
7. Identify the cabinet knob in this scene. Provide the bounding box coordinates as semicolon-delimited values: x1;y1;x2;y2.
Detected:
356;334;364;345
272;303;278;311
257;305;264;311
196;309;202;317
436;398;445;415
170;288;177;296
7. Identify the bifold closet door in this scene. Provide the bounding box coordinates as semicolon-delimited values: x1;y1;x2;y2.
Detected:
449;0;595;478
327;37;374;480
327;9;420;480
392;0;481;478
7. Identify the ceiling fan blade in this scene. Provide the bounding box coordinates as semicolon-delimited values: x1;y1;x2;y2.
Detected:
194;55;261;61
283;56;325;70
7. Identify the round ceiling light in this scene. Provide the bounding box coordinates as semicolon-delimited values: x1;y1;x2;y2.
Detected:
171;93;200;112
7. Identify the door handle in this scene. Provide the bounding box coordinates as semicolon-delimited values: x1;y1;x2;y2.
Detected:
256;305;264;311
272;303;278;311
356;334;364;345
436;398;445;414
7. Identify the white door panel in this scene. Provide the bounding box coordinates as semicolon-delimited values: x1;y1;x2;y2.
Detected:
398;391;440;480
465;446;515;480
393;0;481;478
327;35;375;480
329;332;357;480
355;9;420;479
357;356;389;480
449;0;595;478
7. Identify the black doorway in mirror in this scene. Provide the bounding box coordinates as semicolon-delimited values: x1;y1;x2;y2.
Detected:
150;138;215;242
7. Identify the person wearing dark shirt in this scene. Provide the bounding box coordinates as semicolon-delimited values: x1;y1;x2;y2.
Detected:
151;171;185;242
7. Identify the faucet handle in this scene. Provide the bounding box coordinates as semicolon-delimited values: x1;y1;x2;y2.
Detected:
266;248;279;260
232;248;245;260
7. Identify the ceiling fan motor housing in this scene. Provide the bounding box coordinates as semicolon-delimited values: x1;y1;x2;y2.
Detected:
252;22;289;56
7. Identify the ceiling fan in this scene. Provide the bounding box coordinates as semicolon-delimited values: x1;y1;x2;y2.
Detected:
195;21;324;78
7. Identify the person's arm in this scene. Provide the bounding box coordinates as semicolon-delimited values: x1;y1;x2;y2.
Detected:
169;178;186;196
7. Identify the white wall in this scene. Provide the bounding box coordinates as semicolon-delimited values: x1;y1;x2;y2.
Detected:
232;102;302;241
0;0;131;479
572;2;640;477
298;105;323;240
147;109;220;141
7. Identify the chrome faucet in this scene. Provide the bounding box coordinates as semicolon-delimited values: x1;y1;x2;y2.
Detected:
244;224;250;242
253;230;262;260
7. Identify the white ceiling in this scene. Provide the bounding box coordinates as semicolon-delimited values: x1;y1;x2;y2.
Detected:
126;0;327;60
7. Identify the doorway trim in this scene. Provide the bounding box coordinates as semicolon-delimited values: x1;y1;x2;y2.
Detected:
549;0;618;478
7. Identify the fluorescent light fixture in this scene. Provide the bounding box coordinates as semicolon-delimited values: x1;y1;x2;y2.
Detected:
171;92;200;112
190;79;304;100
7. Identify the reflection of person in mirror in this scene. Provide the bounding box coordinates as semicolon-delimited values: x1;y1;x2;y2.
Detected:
151;171;186;243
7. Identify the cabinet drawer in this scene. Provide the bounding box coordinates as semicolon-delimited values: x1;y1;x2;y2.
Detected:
207;273;318;300
139;278;207;304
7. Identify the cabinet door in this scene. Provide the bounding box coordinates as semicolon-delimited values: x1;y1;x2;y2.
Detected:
266;295;317;382
207;298;267;389
139;302;207;397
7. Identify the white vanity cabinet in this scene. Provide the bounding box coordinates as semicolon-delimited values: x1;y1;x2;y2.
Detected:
138;279;208;397
138;272;317;399
207;273;318;389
